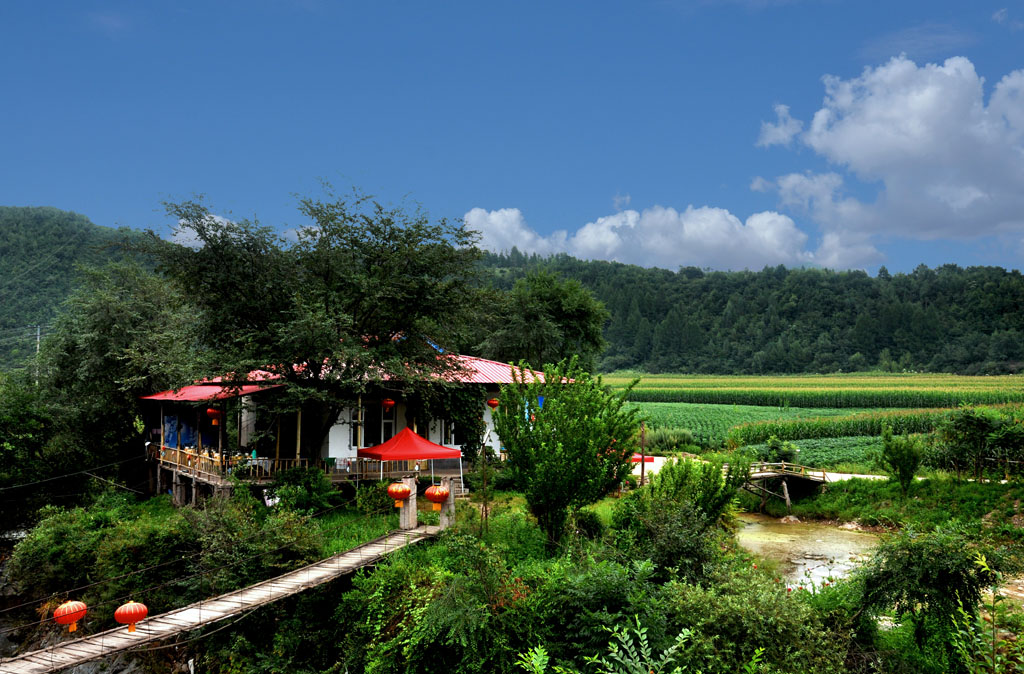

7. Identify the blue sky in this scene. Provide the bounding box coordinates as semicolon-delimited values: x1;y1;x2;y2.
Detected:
2;1;1023;273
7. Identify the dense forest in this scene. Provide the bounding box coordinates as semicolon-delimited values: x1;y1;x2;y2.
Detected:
3;206;1024;375
0;206;148;368
479;250;1024;375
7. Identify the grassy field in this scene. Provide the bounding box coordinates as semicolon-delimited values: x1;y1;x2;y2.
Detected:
607;372;1024;408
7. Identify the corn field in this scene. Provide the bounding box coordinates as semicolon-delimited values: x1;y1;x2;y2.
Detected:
606;372;1024;408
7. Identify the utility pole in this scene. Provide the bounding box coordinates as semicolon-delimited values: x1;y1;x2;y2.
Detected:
640;422;646;486
34;325;40;386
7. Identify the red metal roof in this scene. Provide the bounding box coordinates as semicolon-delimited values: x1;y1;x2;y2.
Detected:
357;427;463;461
449;355;543;384
140;383;282;402
141;355;538;401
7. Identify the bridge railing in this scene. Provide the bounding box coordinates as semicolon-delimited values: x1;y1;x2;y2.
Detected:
748;461;828;482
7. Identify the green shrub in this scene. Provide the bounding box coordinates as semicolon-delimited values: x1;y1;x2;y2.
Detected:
570;508;606;540
662;568;848;674
857;525;997;651
355;481;392;514
879;426;924;497
270;466;338;513
643;427;695;454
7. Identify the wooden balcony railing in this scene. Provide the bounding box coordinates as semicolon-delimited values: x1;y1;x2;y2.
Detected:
150;446;459;483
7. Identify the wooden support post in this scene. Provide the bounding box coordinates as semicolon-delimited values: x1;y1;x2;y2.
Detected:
191;479;198;505
439;476;456;530
275;417;281;462
399;476;418;530
296;409;302;462
781;478;791;513
172;472;182;506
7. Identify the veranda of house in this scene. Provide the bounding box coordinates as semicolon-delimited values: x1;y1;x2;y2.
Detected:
141;355;526;503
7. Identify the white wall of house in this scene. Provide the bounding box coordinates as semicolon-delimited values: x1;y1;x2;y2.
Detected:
324;400;502;459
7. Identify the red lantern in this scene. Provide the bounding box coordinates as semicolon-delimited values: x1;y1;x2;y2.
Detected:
114;600;148;633
387;482;411;508
54;600;87;632
424;485;450;511
206;408;223;426
486;398;499;410
381;398;396;412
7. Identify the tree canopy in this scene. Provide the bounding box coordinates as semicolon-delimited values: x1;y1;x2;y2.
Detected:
477;270;609;371
151;192;483;453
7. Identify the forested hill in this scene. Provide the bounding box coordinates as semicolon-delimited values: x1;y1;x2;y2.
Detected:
479;250;1024;375
0;206;147;369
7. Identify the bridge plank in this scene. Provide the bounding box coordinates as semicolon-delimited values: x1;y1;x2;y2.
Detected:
0;526;437;674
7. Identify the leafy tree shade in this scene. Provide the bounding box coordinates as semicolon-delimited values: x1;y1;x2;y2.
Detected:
0;372;56;523
39;262;195;457
492;358;641;544
477;270;609;371
151;192;482;455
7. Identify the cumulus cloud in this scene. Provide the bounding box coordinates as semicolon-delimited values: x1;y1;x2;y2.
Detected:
757;104;803;147
758;55;1024;266
465;205;813;270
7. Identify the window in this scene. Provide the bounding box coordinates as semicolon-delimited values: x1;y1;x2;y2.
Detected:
440;419;465;446
352;403;396;447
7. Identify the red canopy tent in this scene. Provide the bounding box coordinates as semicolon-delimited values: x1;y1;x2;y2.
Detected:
357;427;463;482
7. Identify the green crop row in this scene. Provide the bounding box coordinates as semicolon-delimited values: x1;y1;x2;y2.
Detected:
627;387;1024;409
634;402;884;449
725;408;961;447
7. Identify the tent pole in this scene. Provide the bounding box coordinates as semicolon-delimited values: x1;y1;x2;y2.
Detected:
431;459;434;483
458;456;464;494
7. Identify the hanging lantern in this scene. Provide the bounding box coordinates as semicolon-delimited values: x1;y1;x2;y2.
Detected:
424;485;450;511
206;408;223;426
54;600;87;633
114;600;148;633
387;482;411;508
381;398;396;412
486;398;499;410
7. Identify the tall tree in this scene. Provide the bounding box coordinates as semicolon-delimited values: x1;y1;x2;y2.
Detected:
492;357;640;545
478;270;609;371
152;191;483;454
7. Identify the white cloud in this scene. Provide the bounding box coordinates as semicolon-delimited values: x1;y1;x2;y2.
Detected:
993;8;1008;24
759;55;1024;266
613;193;631;210
167;213;233;249
465;205;813;270
464;207;568;257
859;24;976;62
757;104;803;147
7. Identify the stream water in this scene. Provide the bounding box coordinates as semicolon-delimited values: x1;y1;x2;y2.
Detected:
736;513;879;586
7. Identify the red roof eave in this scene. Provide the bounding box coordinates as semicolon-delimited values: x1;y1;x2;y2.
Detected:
140;383;283;402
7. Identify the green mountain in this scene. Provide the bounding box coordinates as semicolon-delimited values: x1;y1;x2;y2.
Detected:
0;206;148;370
479;251;1024;375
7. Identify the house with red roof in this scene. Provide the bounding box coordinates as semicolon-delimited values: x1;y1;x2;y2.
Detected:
141;355;537;503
